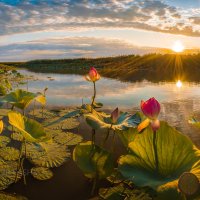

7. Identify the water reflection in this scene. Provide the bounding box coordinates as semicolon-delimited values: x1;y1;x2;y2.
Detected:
19;69;200;146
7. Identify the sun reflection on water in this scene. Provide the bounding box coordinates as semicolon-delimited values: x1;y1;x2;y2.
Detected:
176;80;183;88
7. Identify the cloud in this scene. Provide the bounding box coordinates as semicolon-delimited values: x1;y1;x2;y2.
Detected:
0;37;166;61
0;0;199;37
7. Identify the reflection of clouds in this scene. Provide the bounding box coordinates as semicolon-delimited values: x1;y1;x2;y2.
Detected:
20;70;200;106
160;99;200;147
19;69;200;146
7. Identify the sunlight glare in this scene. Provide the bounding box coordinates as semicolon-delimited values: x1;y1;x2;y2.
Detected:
176;80;182;88
172;41;185;53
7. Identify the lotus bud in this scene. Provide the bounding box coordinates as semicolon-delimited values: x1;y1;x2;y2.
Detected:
141;98;160;120
111;107;119;124
85;67;100;82
151;119;160;132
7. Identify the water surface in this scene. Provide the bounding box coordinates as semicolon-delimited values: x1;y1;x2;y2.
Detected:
18;69;200;146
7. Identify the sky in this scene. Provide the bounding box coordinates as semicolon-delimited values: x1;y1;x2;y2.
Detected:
0;0;200;61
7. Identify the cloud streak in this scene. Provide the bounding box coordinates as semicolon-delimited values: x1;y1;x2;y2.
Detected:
0;37;168;61
0;0;199;37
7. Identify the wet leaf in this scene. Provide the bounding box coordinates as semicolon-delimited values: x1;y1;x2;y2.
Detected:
31;167;53;180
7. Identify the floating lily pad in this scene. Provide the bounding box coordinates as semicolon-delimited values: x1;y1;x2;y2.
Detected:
99;182;153;200
11;132;23;142
31;167;53;180
0;136;10;148
0;147;20;161
30;109;57;120
43;117;80;130
58;108;80;118
53;131;83;146
26;142;70;168
0;161;22;190
0;192;28;200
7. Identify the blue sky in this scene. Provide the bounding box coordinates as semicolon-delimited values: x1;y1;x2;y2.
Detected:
0;0;199;61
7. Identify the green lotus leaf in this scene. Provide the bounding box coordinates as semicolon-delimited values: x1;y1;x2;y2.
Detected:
26;142;70;168
52;131;83;146
2;89;37;110
116;127;138;147
118;121;200;199
0;136;10;148
0;192;28;200
0;147;20;161
93;102;103;108
73;141;114;179
35;93;46;106
43;117;80;130
0;161;22;190
85;110;141;131
8;111;48;142
31;167;53;180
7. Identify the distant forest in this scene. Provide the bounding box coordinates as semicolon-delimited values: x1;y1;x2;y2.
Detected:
1;53;200;82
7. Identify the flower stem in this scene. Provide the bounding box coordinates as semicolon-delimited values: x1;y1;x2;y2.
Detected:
153;130;159;174
91;176;97;196
111;131;116;152
92;129;96;145
91;81;96;108
15;141;24;182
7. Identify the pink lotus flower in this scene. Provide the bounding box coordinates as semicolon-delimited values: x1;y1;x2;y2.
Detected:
111;107;119;123
140;98;161;132
85;67;100;82
141;98;160;120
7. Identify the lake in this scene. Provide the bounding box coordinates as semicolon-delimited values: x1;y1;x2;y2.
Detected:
7;68;200;200
19;69;200;147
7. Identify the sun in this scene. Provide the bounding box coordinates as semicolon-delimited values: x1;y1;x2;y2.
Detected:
172;41;185;53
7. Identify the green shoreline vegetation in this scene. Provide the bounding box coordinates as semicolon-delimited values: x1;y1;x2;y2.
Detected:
1;53;200;82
